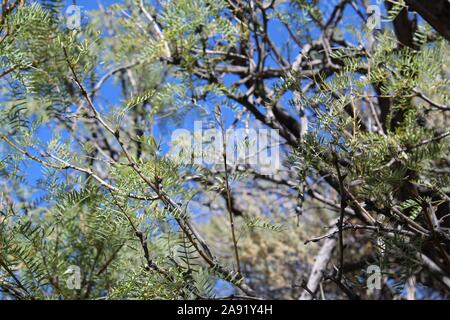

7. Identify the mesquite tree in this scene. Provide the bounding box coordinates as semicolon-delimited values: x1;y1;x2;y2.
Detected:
0;0;449;300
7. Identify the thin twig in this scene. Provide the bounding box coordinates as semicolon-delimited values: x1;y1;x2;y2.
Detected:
413;89;450;111
216;105;241;275
332;149;347;282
